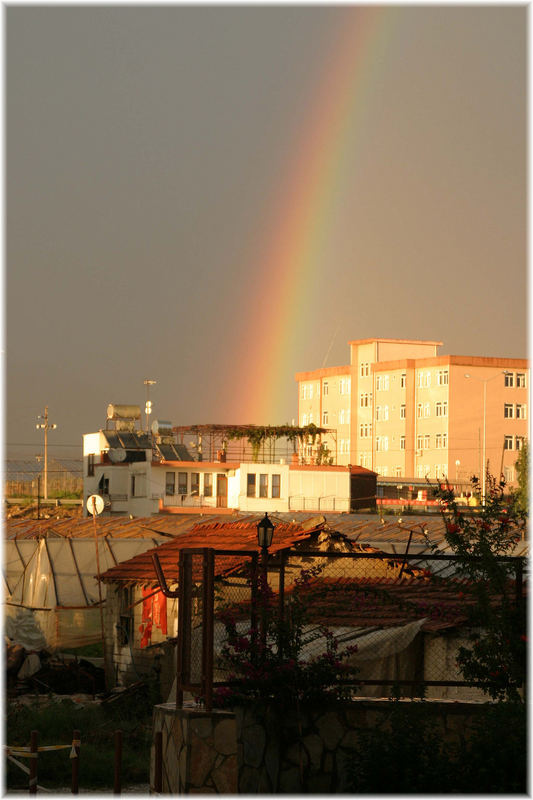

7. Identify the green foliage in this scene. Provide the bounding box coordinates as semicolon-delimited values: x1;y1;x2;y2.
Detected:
345;700;526;793
6;695;152;790
431;474;526;702
514;441;529;514
224;423;329;462
214;566;358;710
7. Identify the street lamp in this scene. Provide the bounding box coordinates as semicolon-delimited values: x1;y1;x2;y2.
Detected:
257;512;275;550
464;371;508;505
144;379;157;432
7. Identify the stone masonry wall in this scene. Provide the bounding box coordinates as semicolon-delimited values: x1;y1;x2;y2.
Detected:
151;698;487;794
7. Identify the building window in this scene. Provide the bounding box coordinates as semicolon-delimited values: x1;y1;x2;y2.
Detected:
87;454;95;477
191;473;200;496
360;423;371;438
376;406;382;421
309;412;313;423
376;375;389;391
259;474;268;498
301;384;307;400
400;404;406;419
301;414;308;426
417;371;430;388
165;472;175;496
360;393;372;408
424;403;430;417
504;436;514;451
394;467;402;477
381;466;388;477
178;473;187;494
360;362;370;377
504;404;514;419
400;435;405;450
339;409;345;424
517;373;527;388
516;404;527;419
400;373;406;388
323;381;328;396
204;473;213;497
246;474;256;498
360;452;370;468
516;437;525;451
271;474;281;498
504;465;515;482
416;435;430;450
435;401;448;417
504;372;514;388
437;370;449;385
323;411;329;425
417;403;423;418
376;436;388;452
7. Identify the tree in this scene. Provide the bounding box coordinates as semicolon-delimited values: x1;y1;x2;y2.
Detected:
431;474;526;702
514;441;529;515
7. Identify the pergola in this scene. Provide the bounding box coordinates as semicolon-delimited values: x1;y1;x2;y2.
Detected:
171;423;337;464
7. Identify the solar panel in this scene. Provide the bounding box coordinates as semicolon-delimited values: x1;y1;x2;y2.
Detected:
117;432;138;449
173;444;193;460
158;444;178;461
103;432;121;449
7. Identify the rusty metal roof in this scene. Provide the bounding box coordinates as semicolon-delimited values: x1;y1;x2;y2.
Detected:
99;519;320;585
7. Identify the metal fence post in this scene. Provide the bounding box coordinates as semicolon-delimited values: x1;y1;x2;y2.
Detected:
113;730;122;794
202;548;215;712
154;730;163;794
71;729;80;794
29;730;38;794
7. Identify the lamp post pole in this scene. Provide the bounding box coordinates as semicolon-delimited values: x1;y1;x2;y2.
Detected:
464;372;509;505
144;379;156;433
256;513;275;652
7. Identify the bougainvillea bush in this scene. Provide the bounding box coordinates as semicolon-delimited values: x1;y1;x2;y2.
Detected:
213;565;358;709
432;474;526;702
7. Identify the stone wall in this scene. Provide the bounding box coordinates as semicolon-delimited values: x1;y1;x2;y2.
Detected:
151;704;238;794
151;698;487;794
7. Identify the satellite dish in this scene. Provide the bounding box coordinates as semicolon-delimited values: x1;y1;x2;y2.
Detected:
109;448;127;463
87;494;104;516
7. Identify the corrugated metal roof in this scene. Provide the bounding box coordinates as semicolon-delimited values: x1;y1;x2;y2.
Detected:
100;520;320;585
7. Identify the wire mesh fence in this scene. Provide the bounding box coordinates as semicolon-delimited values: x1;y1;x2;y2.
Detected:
174;548;525;705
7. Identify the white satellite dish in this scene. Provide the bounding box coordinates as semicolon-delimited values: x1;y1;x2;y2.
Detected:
87;494;104;516
109;448;127;463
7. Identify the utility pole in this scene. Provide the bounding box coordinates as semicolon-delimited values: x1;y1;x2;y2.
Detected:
36;406;57;500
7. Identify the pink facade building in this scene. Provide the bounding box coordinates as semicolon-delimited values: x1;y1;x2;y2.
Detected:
296;338;529;486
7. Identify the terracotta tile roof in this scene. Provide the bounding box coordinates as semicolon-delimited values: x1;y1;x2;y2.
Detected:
221;575;524;633
100;520;319;585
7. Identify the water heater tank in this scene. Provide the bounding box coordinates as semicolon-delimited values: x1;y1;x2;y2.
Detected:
107;404;141;420
151;420;173;436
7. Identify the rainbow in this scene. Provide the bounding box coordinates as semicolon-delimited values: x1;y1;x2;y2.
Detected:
235;7;397;424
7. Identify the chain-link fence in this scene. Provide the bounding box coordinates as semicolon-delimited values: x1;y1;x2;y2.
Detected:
172;548;525;707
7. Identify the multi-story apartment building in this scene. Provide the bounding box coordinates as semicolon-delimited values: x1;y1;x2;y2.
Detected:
296;338;529;486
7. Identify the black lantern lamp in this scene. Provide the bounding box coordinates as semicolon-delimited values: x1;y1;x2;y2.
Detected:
257;512;275;549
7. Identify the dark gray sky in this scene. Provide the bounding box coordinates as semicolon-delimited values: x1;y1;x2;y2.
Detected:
6;6;526;459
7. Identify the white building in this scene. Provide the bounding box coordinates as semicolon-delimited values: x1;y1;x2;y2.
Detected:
83;406;377;517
